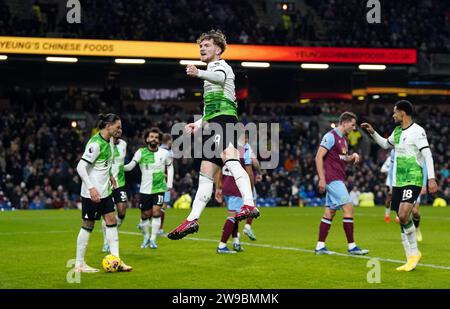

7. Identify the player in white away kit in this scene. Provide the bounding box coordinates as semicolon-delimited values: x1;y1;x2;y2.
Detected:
382;149;426;241
75;114;132;272
168;30;259;240
102;128;128;252
125;128;174;249
362;100;437;271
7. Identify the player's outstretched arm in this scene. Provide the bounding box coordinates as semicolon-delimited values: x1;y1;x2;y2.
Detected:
186;64;226;85
361;122;393;149
124;150;141;171
124;160;137;172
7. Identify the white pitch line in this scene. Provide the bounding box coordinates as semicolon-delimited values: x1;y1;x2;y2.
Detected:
0;230;72;236
120;231;450;271
2;229;448;270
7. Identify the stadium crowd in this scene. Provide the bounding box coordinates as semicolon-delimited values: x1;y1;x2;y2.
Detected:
0;88;449;210
306;0;450;52
1;0;450;51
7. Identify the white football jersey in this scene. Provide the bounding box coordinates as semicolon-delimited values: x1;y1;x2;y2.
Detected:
387;123;429;187
111;139;127;188
131;147;172;194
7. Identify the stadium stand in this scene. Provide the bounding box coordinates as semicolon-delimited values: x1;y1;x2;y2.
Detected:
0;87;448;210
1;0;450;51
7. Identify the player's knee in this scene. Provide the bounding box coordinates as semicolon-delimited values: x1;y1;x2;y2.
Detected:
343;211;353;218
104;214;117;225
398;214;409;225
117;203;127;217
324;210;335;220
82;220;95;231
152;208;161;217
141;210;151;219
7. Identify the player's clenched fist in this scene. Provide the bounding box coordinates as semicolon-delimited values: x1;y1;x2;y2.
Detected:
185;122;199;134
186;65;199;77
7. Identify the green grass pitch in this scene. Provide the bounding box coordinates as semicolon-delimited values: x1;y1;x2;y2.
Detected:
1;207;449;289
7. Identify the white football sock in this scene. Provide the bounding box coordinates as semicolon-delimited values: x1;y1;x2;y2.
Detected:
187;174;213;221
385;207;390;216
141;218;150;239
150;217;161;242
116;216;123;227
224;160;254;206
106;225;119;258
232;237;240;245
403;223;418;256
401;232;411;260
101;220;107;246
348;242;356;250
316;241;325;250
244;224;251;230
218;242;227;249
76;228;91;267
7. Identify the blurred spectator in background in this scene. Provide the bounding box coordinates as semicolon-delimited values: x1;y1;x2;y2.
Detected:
350;186;360;206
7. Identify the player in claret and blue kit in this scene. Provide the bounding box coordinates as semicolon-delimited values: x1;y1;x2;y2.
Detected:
314;112;369;256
